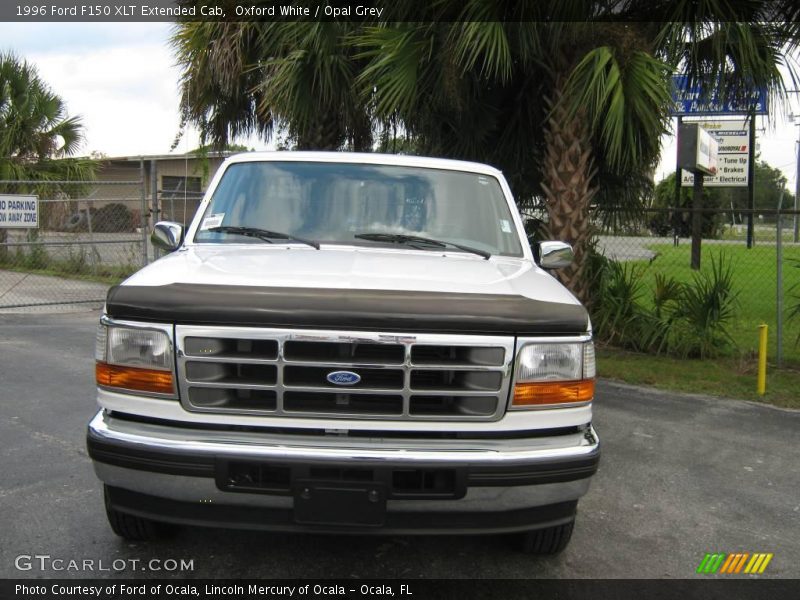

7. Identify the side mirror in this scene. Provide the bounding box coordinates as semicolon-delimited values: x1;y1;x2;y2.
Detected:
537;241;574;270
151;221;184;252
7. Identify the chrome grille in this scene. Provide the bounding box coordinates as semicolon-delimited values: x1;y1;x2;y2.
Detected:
175;326;514;421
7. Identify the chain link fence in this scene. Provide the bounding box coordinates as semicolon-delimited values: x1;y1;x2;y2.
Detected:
586;206;800;368
3;181;799;368
0;178;147;311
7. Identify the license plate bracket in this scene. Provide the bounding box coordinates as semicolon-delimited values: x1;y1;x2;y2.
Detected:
293;480;387;527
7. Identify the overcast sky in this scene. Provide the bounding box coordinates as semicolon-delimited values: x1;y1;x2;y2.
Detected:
0;22;270;157
1;22;799;198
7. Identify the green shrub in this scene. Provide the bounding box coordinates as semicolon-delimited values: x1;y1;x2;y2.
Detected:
17;245;50;270
588;247;738;358
667;257;737;357
591;261;647;348
61;246;89;274
787;259;800;347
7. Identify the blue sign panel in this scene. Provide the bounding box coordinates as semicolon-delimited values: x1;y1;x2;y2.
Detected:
671;75;768;116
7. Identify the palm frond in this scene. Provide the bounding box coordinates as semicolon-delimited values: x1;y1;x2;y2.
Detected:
562;46;671;172
449;21;513;81
355;24;436;117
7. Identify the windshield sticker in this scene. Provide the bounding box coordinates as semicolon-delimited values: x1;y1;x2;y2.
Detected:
500;219;512;233
200;213;224;230
478;176;489;185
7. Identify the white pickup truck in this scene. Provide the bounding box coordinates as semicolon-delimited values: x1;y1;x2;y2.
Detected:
87;152;599;554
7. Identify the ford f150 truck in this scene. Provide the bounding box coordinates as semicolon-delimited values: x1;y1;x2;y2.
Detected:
87;152;599;554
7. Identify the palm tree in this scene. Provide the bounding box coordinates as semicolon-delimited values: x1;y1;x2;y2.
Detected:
171;22;273;150
351;16;670;300
543;10;795;299
172;21;372;151
0;52;95;257
171;1;798;302
352;4;797;301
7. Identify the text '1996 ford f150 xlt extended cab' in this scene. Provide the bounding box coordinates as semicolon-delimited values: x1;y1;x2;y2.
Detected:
87;152;599;554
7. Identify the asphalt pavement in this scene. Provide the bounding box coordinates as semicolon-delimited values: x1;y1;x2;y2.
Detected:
0;309;798;579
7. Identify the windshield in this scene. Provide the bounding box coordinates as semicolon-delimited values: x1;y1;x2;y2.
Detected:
194;161;523;257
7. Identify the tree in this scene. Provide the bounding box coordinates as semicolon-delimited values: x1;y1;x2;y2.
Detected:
355;7;796;302
0;52;94;180
0;52;95;257
652;160;796;235
749;160;795;212
172;21;372;151
651;172;722;238
171;1;799;302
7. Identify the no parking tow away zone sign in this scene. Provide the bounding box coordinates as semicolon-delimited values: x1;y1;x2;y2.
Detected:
0;194;38;228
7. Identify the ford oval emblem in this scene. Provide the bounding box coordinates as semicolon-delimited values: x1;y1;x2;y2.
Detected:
326;370;361;386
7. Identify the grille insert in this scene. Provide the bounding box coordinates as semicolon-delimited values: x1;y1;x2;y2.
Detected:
184;337;278;360
188;387;277;411
185;361;277;385
411;345;505;366
410;370;502;391
284;341;404;364
284;366;404;389
177;327;513;421
284;392;403;415
409;395;498;417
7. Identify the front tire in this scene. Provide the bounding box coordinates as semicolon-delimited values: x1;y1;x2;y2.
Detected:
516;519;575;555
104;485;173;541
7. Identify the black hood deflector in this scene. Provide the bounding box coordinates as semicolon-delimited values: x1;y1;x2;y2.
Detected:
106;284;588;335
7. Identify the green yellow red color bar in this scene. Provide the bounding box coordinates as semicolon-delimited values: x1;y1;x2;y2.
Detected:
696;552;773;574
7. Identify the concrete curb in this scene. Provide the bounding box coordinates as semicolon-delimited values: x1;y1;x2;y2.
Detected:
599;377;800;414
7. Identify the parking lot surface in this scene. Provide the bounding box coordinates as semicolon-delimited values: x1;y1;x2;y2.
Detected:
1;310;798;579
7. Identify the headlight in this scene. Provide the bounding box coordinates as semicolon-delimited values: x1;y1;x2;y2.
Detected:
95;322;176;396
512;341;595;408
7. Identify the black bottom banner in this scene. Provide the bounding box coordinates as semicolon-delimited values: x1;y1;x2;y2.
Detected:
2;579;799;600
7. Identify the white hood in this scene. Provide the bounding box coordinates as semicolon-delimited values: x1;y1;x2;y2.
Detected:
123;245;581;306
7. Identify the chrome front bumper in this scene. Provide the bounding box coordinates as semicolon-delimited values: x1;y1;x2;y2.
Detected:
88;410;599;534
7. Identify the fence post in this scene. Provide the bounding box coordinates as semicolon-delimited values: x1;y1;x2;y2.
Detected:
746;115;756;248
673;116;682;247
84;196;98;275
140;158;148;267
150;159;159;261
776;210;783;368
795;134;800;243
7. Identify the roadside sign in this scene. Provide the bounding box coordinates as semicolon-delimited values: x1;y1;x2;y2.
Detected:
671;75;768;116
681;120;749;187
678;124;718;175
0;194;39;228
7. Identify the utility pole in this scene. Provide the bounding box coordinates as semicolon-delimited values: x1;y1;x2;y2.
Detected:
692;172;704;269
746;115;756;248
786;90;800;243
795;127;800;243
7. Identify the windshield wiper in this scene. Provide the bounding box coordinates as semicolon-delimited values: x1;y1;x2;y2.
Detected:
354;232;490;260
208;226;320;250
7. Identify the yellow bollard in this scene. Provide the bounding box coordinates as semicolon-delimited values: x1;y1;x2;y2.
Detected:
757;324;768;395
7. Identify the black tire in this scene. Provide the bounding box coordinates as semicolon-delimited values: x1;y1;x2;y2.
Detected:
516;519;575;555
104;486;172;541
63;211;87;231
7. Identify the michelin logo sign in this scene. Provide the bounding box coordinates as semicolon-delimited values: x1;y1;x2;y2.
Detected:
0;195;38;228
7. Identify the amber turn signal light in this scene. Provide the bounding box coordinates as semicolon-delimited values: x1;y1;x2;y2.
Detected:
96;362;174;395
512;379;595;407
